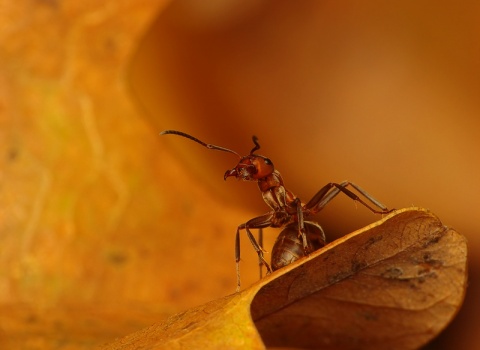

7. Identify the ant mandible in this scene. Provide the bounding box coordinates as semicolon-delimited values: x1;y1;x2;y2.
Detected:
160;130;394;291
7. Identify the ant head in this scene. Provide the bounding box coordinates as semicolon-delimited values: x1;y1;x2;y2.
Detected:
224;155;274;181
223;136;274;181
160;130;274;182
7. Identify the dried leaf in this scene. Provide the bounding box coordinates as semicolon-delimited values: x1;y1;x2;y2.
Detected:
101;207;467;350
99;292;265;350
252;207;467;349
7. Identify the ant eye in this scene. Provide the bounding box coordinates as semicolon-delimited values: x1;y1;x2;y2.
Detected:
251;156;274;179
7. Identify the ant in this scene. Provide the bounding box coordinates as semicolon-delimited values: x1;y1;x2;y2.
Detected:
160;130;394;291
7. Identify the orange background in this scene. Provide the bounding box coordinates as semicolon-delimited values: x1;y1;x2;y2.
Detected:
1;0;478;348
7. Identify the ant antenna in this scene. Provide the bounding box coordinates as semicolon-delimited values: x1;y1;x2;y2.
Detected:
250;136;261;154
160;130;241;157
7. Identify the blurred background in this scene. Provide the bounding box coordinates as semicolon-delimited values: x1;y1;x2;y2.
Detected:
0;0;478;348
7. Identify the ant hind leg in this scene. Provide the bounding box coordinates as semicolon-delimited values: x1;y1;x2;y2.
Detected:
305;181;393;215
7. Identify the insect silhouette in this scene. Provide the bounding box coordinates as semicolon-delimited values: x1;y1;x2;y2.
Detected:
160;130;394;291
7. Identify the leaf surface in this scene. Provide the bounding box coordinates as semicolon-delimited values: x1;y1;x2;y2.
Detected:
101;208;467;349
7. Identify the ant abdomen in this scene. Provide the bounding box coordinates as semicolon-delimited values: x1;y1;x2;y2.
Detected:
271;221;326;271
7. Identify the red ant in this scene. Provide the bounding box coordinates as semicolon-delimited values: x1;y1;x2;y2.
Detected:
160;130;394;291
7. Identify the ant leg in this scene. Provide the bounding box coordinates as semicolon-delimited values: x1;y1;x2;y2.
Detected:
245;227;271;272
258;228;264;279
235;228;241;292
235;213;273;291
348;182;390;210
294;198;310;254
305;181;394;215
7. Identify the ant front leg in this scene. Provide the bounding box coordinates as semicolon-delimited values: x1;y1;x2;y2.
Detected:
305;181;393;215
258;228;264;279
235;213;274;292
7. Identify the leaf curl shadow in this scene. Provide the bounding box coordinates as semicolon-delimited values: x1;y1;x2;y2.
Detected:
100;208;467;350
